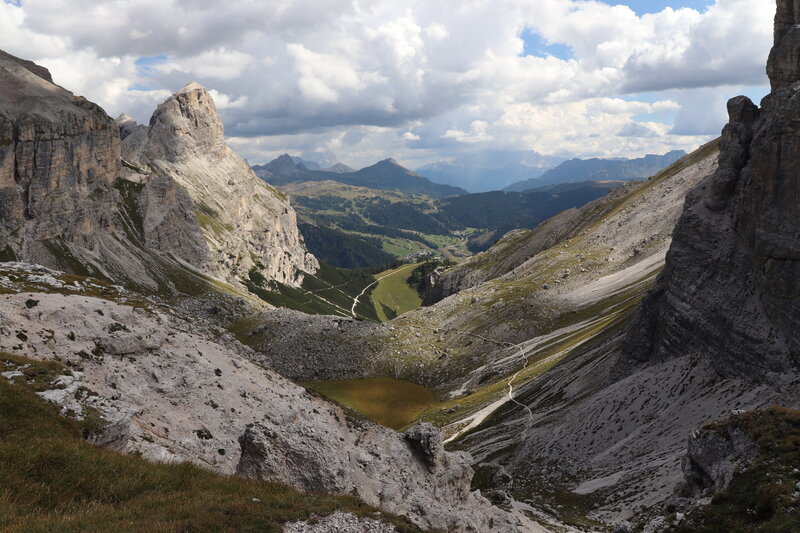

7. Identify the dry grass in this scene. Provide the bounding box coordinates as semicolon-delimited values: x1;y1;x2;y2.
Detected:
301;377;435;431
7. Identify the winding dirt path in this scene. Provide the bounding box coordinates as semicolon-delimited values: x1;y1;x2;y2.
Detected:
351;279;379;317
443;336;535;444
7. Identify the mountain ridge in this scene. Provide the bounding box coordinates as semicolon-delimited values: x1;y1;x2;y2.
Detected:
416;149;566;192
504;150;687;192
253;154;468;198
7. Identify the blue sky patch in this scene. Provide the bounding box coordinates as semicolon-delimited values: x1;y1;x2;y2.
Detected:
520;29;573;60
133;54;168;90
608;1;713;16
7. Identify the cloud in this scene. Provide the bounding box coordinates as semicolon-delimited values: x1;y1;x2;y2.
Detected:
618;122;659;137
669;87;730;136
443;121;493;144
0;0;774;168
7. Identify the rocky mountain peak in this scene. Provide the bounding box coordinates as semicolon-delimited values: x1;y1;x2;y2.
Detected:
767;0;800;89
116;113;136;125
176;80;206;95
144;81;225;163
120;85;319;288
274;153;297;165
115;113;141;141
264;154;309;178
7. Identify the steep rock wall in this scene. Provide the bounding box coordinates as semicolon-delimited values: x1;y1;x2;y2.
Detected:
621;0;800;385
121;83;318;287
0;51;120;262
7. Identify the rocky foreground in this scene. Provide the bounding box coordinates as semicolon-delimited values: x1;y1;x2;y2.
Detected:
0;262;515;531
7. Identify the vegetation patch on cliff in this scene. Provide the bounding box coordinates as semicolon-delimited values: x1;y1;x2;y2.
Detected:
669;407;800;533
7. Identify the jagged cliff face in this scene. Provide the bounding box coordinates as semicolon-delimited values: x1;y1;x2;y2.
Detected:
0;51;120;263
121;83;318;287
0;51;315;294
622;0;800;385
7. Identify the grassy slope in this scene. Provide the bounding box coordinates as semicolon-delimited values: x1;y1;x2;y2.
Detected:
286;181;472;261
245;262;381;321
371;263;424;321
300;377;435;431
0;354;421;533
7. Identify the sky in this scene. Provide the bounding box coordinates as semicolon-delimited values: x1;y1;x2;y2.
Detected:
0;0;773;170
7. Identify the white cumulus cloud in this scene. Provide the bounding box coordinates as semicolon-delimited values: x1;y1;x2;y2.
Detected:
0;0;774;168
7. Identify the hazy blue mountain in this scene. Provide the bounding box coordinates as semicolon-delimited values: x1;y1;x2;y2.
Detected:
253;155;467;198
290;156;322;170
416;149;566;192
325;162;356;173
504;150;686;192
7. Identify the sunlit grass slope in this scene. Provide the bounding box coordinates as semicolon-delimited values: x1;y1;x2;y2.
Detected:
371;263;423;321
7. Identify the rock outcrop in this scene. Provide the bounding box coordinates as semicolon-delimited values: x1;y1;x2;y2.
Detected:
0;50;120;263
681;420;758;498
237;419;514;532
120;84;318;287
621;0;800;386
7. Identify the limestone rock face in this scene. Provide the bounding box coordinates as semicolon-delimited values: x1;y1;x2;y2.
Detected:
682;422;758;498
237;418;515;532
767;0;800;90
121;83;318;287
136;174;209;267
622;0;800;385
0;50;120;260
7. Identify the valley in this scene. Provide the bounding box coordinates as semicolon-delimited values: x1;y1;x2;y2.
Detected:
2;2;800;532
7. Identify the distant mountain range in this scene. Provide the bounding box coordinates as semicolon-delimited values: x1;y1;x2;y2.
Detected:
287;156;355;173
416;149;567;193
282;177;624;268
504;150;686;192
253;154;467;198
